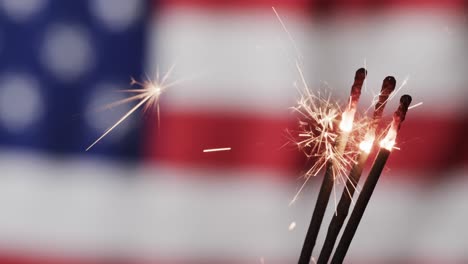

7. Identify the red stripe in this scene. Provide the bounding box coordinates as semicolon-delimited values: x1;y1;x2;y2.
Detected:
311;0;465;18
144;110;304;177
332;0;464;9
0;253;101;264
383;0;464;9
154;0;464;11
384;114;466;175
144;111;466;178
156;0;309;11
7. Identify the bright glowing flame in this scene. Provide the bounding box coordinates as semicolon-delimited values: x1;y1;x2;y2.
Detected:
380;125;397;151
359;137;374;154
358;129;375;154
339;108;356;132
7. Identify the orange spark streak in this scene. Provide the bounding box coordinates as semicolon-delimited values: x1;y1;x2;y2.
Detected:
86;95;152;151
203;147;231;153
408;102;423;110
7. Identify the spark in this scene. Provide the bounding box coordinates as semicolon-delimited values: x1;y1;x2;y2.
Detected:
291;90;341;178
388;75;409;102
364;75;409;116
408;102;423;110
289;221;297;231
272;6;302;60
86;65;177;151
203;147;231;153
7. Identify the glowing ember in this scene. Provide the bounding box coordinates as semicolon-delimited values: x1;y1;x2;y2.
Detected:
203;147;231;153
338;68;366;133
289;221;297;231
379;127;397;151
379;94;412;151
359;133;375;154
339;108;356;132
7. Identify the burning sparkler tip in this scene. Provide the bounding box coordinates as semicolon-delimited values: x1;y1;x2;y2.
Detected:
380;76;396;100
355;68;367;81
383;76;396;88
380;94;413;150
372;76;396;121
394;94;412;124
349;68;366;104
400;94;412;108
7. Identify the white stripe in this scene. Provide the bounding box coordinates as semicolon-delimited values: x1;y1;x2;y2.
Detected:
150;9;467;115
148;8;310;116
0;151;467;261
312;11;468;115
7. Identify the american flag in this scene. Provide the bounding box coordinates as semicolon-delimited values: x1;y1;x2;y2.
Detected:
0;0;467;263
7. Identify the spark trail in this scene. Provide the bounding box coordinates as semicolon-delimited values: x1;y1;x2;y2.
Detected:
86;66;177;151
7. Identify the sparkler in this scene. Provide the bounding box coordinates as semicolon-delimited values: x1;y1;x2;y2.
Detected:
317;76;396;264
331;95;412;264
298;68;366;264
86;66;176;151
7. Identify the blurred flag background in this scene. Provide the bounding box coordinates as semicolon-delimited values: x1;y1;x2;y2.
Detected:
0;0;467;263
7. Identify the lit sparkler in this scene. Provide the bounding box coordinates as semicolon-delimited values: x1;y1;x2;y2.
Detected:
331;95;412;264
291;68;368;203
86;66;177;151
379;94;412;150
317;76;396;264
298;68;366;264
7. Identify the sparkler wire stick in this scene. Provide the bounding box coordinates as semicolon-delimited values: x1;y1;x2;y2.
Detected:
331;95;412;264
298;68;366;264
317;76;396;264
